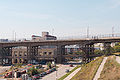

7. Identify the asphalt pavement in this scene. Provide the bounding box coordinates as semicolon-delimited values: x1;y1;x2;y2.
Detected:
41;65;76;80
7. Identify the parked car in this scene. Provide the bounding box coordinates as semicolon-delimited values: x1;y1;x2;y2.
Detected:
46;70;51;74
65;69;69;73
52;68;56;71
41;72;47;76
49;69;53;72
32;75;40;79
27;64;32;66
70;64;73;67
38;74;43;77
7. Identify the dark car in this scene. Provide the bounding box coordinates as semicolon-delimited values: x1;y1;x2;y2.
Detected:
41;72;47;76
51;68;56;71
32;75;40;79
70;64;73;67
49;69;53;72
65;69;69;73
38;74;43;77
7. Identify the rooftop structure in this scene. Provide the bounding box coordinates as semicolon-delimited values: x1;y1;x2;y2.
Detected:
32;32;57;41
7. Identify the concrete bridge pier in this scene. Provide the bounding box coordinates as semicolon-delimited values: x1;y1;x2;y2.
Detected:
82;43;94;63
104;42;112;55
56;45;65;64
27;45;38;64
0;47;12;65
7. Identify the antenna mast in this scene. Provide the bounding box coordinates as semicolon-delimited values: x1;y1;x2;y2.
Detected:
112;26;114;37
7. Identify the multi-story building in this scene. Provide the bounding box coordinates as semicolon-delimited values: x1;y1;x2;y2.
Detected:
12;32;57;64
32;32;57;41
12;47;56;64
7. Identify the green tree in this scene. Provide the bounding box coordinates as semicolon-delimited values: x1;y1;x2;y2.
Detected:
113;45;120;52
105;47;114;55
47;62;52;69
15;63;22;68
94;49;104;55
27;66;39;76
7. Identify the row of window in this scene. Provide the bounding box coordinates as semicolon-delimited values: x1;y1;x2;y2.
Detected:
13;52;53;56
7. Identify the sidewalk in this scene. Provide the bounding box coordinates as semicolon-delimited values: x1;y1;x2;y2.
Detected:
93;57;108;80
64;67;81;80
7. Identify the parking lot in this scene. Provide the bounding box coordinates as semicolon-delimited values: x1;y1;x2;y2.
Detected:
41;64;76;80
0;62;78;80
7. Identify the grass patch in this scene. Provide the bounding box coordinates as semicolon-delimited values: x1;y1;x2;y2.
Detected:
58;65;81;80
70;57;103;80
98;56;120;80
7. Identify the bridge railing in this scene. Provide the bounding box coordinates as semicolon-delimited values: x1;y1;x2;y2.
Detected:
57;33;120;40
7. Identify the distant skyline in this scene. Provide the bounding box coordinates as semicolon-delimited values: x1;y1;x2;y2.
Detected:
0;0;120;40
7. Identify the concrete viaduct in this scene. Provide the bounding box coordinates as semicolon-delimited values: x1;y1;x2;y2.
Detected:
0;37;120;65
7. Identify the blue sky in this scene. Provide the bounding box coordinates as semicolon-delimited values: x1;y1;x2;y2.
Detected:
0;0;120;39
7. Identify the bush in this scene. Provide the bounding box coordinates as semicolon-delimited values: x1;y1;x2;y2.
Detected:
14;63;22;68
27;66;39;76
47;62;52;69
94;50;104;55
113;45;120;52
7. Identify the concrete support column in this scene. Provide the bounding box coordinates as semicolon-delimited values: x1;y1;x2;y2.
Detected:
82;43;94;63
0;47;12;65
27;45;38;64
7;47;12;65
104;42;111;55
12;59;14;64
56;45;65;64
27;45;33;63
0;45;3;65
17;58;20;63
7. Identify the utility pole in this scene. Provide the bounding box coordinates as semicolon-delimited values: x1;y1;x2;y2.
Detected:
52;28;54;35
87;27;89;38
15;32;16;41
12;31;14;41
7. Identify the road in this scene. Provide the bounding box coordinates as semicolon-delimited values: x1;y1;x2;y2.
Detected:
41;65;76;80
64;67;81;80
93;57;108;80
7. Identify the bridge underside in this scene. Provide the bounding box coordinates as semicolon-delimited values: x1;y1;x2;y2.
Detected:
0;42;112;65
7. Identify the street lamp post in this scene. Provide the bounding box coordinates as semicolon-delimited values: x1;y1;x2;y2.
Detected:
54;59;57;80
56;69;57;80
12;65;14;80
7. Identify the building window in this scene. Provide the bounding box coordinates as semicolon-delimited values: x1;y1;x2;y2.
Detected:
14;59;17;63
43;52;47;55
19;59;22;63
39;52;42;56
49;52;52;55
15;53;17;56
19;52;22;56
14;51;17;56
24;52;27;56
24;53;27;56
